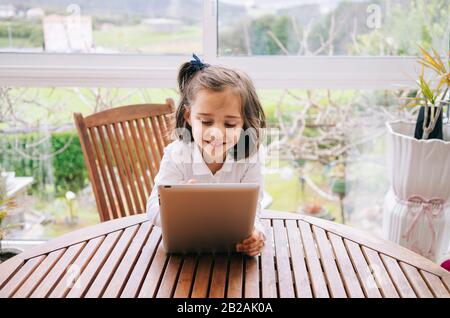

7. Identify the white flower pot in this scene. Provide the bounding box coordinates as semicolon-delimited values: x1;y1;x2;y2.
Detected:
382;120;450;262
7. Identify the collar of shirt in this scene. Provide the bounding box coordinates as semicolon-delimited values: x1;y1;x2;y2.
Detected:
192;142;234;176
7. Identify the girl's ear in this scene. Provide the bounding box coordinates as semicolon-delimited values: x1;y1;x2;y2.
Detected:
183;105;192;126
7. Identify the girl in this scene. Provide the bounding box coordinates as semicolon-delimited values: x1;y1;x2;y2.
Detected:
147;54;267;257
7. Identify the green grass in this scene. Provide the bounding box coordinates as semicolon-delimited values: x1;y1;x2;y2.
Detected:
93;24;202;54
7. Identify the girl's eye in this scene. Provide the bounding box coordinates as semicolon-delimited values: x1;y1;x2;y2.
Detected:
225;124;237;128
201;121;213;125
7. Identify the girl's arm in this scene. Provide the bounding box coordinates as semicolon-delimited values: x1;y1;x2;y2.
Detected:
146;144;184;226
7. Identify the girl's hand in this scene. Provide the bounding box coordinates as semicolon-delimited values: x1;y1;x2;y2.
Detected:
236;228;265;257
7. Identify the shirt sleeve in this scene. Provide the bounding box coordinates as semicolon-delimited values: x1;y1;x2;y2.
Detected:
146;143;184;227
240;152;267;241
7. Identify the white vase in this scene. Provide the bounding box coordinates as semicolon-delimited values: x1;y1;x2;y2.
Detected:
382;120;450;262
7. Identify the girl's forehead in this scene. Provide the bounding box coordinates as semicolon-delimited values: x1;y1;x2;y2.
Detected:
192;88;242;117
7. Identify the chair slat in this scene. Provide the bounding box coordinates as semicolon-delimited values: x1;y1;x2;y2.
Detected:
227;254;244;298
272;219;295;298
285;220;312;298
360;246;399;298
312;226;347;298
97;126;124;219
135;118;158;188
84;225;139;298
380;254;416;298
260;219;277;298
143;117;162;166
191;255;213;298
119;121;145;213
209;254;229;298
103;222;152;298
49;236;104;298
66;230;122;298
156;255;184;298
157;115;171;146
150;117;165;156
105;124;135;215
174;255;198;298
328;233;365;298
88;127;117;220
13;249;65;298
30;242;86;298
128;120;152;195
298;220;329;298
344;239;381;298
0;255;45;298
400;262;434;298
420;270;450;298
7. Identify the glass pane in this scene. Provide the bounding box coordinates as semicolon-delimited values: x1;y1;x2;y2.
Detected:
0;0;202;54
218;0;450;56
0;87;179;240
0;85;419;241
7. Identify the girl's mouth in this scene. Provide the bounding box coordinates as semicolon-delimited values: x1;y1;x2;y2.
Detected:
204;140;226;148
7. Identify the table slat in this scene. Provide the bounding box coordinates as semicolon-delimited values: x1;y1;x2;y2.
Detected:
156;255;183;298
84;225;139;298
0;255;45;298
312;226;347;298
260;219;277;298
328;233;364;298
67;230;122;298
244;256;260;298
227;253;244;298
420;270;450;298
400;262;433;298
298;220;329;298
209;254;229;298
49;236;104;298
344;239;381;298
191;255;213;298
13;249;65;298
380;254;416;298
30;242;86;298
273;219;295;298
174;255;198;298
285;220;312;298
361;246;399;298
103;222;152;298
123;226;162;298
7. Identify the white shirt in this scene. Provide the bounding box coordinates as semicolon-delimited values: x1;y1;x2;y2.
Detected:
146;139;266;238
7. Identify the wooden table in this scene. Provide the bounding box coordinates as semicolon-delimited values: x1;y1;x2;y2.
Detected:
0;210;448;298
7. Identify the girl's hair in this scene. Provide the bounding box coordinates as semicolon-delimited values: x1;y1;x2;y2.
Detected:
174;58;266;160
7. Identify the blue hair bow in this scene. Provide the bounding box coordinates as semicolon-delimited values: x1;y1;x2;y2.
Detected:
190;53;209;71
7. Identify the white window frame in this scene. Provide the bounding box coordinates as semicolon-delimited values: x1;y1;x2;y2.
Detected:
0;0;421;89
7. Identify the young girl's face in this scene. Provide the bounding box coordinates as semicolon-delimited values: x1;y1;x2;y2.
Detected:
183;88;244;163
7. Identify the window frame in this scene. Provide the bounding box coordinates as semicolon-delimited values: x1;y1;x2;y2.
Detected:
0;0;421;89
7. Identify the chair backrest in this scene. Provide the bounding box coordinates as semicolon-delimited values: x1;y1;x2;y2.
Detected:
74;99;175;221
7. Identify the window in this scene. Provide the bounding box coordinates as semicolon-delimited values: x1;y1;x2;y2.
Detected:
0;0;203;55
218;0;449;56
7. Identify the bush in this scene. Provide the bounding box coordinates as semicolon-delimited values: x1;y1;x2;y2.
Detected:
51;132;88;195
0;131;88;197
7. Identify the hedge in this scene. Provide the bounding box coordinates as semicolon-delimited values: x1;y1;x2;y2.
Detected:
0;131;88;197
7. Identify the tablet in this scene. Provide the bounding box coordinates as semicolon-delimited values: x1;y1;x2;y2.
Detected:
158;183;259;254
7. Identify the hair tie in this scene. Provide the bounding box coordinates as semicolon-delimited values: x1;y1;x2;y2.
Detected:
190;53;209;71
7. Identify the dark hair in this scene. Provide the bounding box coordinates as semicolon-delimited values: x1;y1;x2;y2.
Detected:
174;58;266;160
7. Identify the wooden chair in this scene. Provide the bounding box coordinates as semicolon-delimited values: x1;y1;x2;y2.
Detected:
74;99;175;222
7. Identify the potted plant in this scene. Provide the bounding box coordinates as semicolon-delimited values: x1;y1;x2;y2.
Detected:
383;47;450;261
